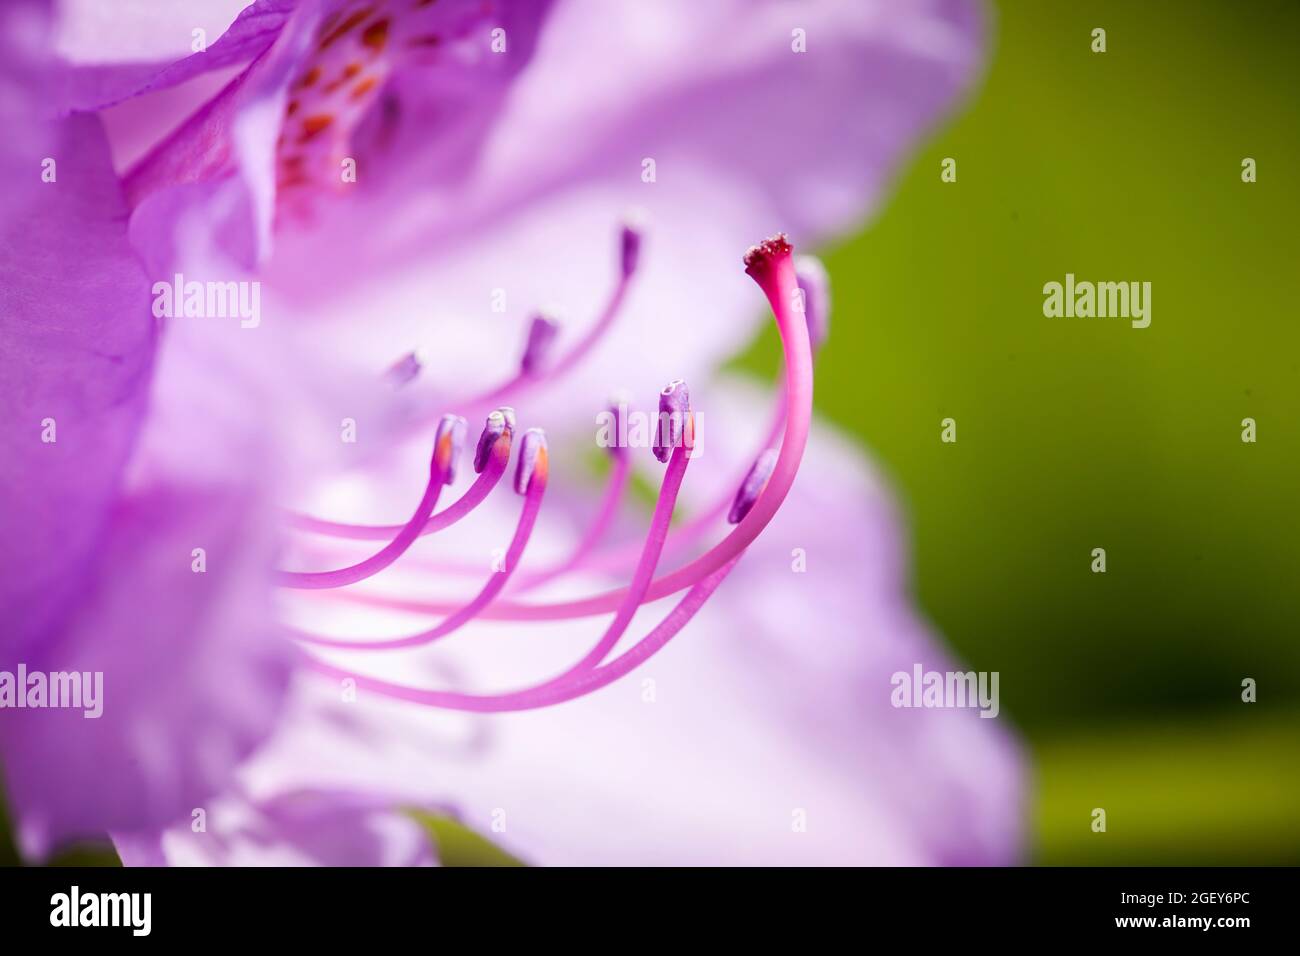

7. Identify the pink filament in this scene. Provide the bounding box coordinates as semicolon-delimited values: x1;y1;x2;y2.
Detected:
275;462;446;590
565;390;786;579
511;452;632;592
286;438;510;541
337;249;811;622
292;472;548;649
459;272;632;417
553;443;688;674
302;557;737;712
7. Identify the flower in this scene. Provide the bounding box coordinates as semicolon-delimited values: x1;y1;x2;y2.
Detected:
1;0;1022;864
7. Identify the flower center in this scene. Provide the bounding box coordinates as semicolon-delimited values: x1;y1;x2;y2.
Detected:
279;230;820;712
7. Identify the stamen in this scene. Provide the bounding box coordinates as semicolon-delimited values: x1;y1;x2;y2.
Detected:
795;255;830;350
292;447;548;651
727;448;778;524
396;396;635;589
513;447;631;591
473;408;513;473
514;428;549;495
547;217;643;381
300;427;697;696
434;413;467;485
287;439;507;541
519;312;560;377
620;213;643;279
524;391;786;582
299;235;812;714
384;349;424;388
299;557;736;713
336;233;812;621
275;425;452;590
450;222;642;418
653;379;689;463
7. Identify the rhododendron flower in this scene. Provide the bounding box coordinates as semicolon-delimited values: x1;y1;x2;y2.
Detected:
1;0;1024;865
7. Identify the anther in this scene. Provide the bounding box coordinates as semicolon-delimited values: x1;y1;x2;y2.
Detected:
520;312;560;377
728;449;778;524
795;255;830;350
606;391;631;459
385;349;423;387
473;408;512;473
515;428;549;494
434;414;467;484
653;379;690;463
620;214;644;278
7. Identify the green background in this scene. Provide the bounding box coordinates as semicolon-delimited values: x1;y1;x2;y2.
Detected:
6;0;1297;867
740;0;1300;864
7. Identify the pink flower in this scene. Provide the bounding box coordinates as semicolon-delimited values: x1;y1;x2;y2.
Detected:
2;0;1023;864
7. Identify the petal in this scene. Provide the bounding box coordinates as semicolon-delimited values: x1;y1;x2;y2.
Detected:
118;0;555;269
0;101;155;660
113;789;437;866
55;0;261;67
122;1;326;270
0;487;294;859
221;382;1023;865
255;0;983;432
53;0;279;112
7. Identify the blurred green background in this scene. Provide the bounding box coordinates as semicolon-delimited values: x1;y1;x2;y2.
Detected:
5;0;1297;867
740;0;1300;863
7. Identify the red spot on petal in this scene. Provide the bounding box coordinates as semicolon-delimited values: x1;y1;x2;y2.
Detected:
361;19;390;52
299;114;335;143
319;8;373;50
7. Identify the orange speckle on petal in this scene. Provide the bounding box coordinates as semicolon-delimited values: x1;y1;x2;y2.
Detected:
344;62;363;78
361;19;390;52
299;114;335;143
285;99;300;116
351;77;379;99
319;7;373;49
